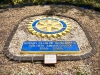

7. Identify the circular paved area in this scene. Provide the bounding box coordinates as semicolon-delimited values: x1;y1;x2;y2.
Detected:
0;5;100;75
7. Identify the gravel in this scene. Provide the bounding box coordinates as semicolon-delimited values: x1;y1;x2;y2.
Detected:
8;15;92;56
0;5;100;75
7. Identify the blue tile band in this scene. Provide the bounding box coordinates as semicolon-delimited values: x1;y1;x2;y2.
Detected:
21;41;79;53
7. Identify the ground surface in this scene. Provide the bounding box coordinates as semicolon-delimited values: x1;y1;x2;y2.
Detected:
0;5;100;75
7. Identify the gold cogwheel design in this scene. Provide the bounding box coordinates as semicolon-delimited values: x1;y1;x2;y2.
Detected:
28;17;71;38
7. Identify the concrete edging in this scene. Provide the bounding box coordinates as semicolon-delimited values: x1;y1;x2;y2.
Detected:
3;14;96;62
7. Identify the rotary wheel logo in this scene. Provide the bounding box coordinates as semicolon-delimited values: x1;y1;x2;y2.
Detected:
28;17;71;38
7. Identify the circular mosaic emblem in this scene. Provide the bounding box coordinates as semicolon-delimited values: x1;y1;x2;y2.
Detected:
28;16;71;37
